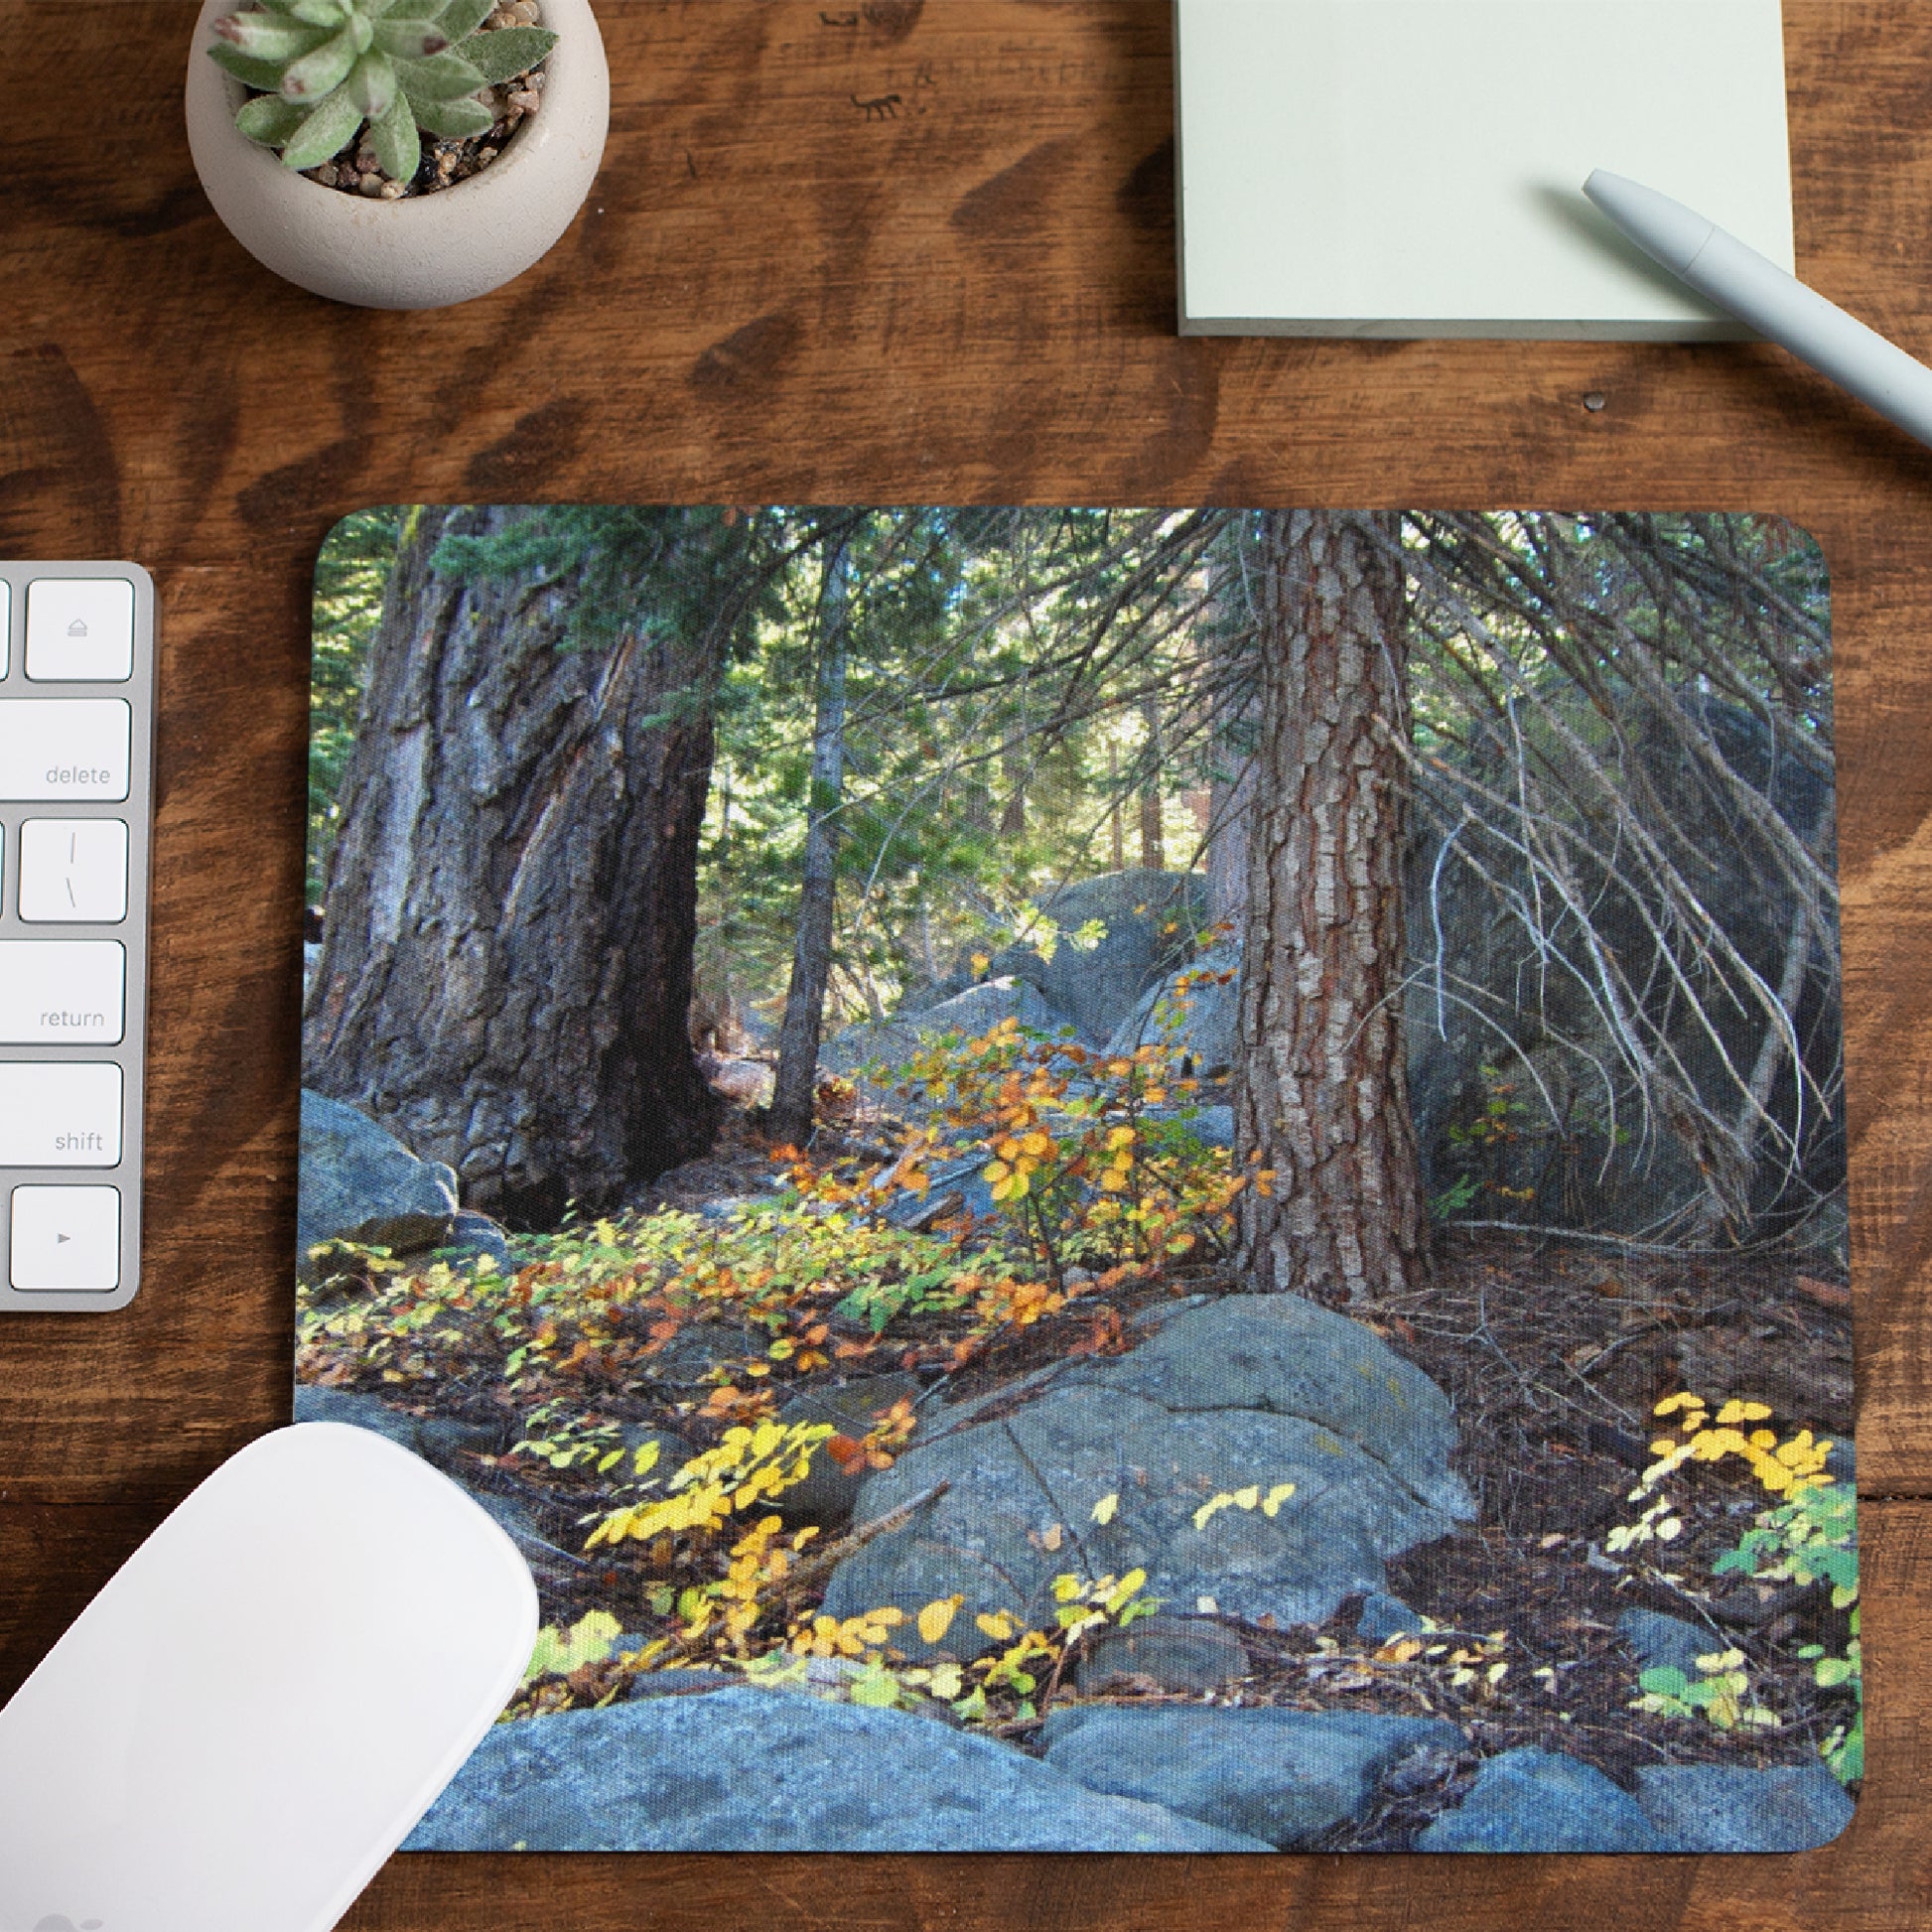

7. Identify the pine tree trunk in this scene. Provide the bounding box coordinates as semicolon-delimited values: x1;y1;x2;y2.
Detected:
1139;693;1166;870
1233;510;1430;1305
304;506;725;1225
769;541;852;1148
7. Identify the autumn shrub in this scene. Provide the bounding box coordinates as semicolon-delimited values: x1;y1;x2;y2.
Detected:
868;999;1258;1283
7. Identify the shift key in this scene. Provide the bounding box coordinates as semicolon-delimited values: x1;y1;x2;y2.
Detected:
0;1064;122;1166
0;699;131;800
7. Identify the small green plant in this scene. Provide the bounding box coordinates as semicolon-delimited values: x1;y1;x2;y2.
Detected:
1715;1478;1863;1782
1612;1392;1860;1779
208;0;556;178
1632;1647;1779;1732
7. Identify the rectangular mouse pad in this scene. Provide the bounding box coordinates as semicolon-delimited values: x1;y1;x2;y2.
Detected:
297;508;1856;1853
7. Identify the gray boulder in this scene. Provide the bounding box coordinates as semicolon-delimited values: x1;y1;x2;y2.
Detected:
1075;1614;1252;1693
1415;1748;1665;1852
1634;1762;1855;1853
443;1208;513;1275
291;1385;500;1467
406;1687;1271;1851
297;1089;459;1273
1041;1705;1462;1848
986;870;1207;1044
1618;1607;1721;1680
820;1295;1473;1656
824;978;1073;1083
1104;943;1242;1077
1355;1590;1423;1645
773;1372;923;1528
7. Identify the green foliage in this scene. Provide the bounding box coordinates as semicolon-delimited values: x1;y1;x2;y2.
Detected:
1631;1648;1778;1731
1714;1477;1863;1783
311;507;404;899
209;0;556;178
1612;1390;1861;1780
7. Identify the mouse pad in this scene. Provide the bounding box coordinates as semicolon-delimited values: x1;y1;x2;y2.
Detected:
296;508;1856;1853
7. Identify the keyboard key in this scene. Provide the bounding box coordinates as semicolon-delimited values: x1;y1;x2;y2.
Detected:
0;579;9;677
26;577;135;681
0;699;130;800
0;941;124;1043
0;1063;122;1166
18;819;129;923
10;1186;120;1292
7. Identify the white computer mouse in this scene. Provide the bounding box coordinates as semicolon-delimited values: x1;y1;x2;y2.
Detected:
0;1421;538;1932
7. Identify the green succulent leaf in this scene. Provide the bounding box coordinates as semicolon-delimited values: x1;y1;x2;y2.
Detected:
207;43;294;92
1637;1665;1690;1698
210;10;334;62
346;48;398;118
234;92;311;146
398;48;488;99
374;16;452;59
465;25;555;83
280;84;364;168
381;0;448;16
282;22;362;99
436;0;496;46
286;0;349;22
369;85;423;180
409;92;494;138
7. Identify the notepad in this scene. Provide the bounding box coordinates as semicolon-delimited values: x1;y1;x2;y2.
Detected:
1175;0;1794;339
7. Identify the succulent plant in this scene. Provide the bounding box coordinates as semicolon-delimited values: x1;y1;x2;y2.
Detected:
208;0;557;179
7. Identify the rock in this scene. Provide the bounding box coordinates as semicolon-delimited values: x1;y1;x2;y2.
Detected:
636;1320;757;1390
442;1208;514;1274
987;870;1208;1044
1634;1762;1855;1853
1104;943;1241;1077
1414;1748;1665;1853
1617;1607;1721;1680
1354;1590;1422;1645
1041;1705;1464;1849
773;1372;924;1528
619;1423;696;1476
297;1089;459;1274
1075;1614;1252;1693
406;1687;1271;1851
824;978;1073;1083
821;1295;1473;1657
291;1385;500;1468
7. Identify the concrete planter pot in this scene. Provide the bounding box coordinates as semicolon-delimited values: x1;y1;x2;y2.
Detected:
184;0;608;309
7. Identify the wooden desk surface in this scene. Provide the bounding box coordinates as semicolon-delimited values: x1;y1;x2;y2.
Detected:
4;1;1930;1923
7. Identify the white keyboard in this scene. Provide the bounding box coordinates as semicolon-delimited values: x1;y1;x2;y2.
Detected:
0;564;153;1311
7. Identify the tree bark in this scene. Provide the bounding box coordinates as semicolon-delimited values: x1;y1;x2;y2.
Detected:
1138;692;1166;870
769;538;852;1148
1233;510;1431;1305
304;506;726;1225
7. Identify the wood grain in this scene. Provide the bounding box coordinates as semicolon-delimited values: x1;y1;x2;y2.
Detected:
3;2;1931;1921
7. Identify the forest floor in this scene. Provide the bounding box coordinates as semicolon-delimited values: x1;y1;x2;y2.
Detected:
299;1100;1860;1842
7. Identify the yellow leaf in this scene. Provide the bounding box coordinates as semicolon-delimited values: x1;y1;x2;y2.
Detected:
1232;1484;1260;1510
971;953;991;975
1092;1491;1120;1525
1193;1492;1235;1532
976;1608;1018;1641
1262;1481;1296;1516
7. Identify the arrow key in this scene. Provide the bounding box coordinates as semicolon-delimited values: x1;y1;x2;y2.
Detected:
10;1185;118;1292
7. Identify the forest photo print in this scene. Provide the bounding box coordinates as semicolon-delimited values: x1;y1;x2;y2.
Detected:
297;508;1857;1853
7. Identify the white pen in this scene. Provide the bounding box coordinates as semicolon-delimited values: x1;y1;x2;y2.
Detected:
1584;168;1932;454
